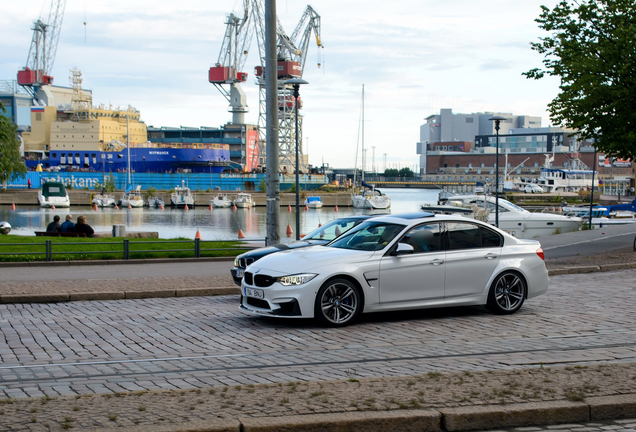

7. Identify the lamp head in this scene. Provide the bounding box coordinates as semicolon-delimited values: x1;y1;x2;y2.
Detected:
488;115;507;132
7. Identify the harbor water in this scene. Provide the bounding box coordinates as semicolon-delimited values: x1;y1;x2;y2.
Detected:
1;189;441;242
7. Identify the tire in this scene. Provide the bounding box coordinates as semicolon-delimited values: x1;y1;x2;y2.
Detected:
315;278;362;326
486;271;526;315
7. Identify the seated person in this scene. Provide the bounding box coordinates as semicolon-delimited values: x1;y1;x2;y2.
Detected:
46;215;61;232
74;215;94;238
407;229;437;252
60;214;75;232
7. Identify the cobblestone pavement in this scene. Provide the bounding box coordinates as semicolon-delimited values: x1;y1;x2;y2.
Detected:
474;418;636;431
1;269;635;400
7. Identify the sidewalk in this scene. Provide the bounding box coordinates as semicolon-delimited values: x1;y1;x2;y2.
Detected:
1;251;635;304
1;361;635;431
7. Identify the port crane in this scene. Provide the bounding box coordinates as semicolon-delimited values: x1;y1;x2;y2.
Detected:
209;1;323;172
208;0;254;125
17;0;67;102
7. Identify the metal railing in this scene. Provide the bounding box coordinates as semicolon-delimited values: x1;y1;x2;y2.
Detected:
0;238;266;262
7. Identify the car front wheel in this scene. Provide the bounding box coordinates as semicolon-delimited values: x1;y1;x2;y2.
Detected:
315;278;362;326
486;271;526;314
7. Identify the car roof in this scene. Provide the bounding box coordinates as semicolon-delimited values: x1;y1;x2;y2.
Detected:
359;212;498;227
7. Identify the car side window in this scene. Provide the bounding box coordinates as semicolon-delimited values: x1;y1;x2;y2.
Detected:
481;226;503;247
447;222;503;250
400;223;441;253
447;222;482;250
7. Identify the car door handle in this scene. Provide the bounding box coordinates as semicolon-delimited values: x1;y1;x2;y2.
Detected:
484;253;498;260
430;259;444;265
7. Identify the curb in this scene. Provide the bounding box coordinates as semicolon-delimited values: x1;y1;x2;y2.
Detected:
0;256;235;268
56;395;636;432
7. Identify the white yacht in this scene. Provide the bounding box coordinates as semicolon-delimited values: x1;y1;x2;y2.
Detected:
351;187;391;210
431;194;584;238
92;193;116;207
171;181;195;208
233;193;254;208
38;182;70;208
119;186;144;208
211;193;233;208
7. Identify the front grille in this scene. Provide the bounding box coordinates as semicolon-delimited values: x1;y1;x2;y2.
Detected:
247;297;270;309
238;257;256;269
244;272;253;285
254;274;276;287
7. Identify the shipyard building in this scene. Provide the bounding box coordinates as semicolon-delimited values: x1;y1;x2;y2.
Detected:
416;109;633;193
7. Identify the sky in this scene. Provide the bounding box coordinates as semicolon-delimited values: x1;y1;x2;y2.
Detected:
0;0;562;171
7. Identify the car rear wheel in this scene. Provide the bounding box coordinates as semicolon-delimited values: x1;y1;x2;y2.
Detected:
486;271;526;314
315;279;361;326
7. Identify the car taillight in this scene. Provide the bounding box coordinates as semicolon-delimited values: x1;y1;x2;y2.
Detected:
536;247;545;260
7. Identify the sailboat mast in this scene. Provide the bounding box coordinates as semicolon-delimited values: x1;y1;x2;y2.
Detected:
127;106;131;187
362;85;365;183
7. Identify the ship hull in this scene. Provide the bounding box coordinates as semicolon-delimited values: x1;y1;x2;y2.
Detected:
26;146;230;174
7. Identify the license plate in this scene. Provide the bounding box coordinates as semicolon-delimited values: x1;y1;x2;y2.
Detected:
245;288;264;299
235;269;245;278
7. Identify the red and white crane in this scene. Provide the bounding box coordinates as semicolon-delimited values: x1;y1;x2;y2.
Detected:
209;1;323;172
17;0;67;101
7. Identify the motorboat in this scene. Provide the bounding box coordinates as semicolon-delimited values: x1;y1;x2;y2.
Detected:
92;193;116;207
211;193;233;208
436;194;584;238
171;180;195;208
119;185;144;208
38;181;70;208
562;204;636;226
304;196;323;209
233;193;255;208
147;196;165;208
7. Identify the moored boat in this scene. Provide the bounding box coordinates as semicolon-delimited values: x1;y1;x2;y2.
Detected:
233;193;254;208
92;193;116;207
304;196;323;209
171;181;195;208
437;194;584;238
38;181;70;208
119;186;144;208
211;193;233;208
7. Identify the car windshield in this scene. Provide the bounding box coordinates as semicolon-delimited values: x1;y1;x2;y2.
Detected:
302;218;363;242
328;222;406;251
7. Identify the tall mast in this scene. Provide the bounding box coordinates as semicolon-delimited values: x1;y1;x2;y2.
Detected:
362;84;365;182
127;106;131;188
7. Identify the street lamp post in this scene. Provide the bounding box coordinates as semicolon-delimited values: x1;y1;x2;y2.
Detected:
283;78;308;240
488;116;507;228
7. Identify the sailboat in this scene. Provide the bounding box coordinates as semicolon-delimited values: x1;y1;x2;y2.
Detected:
351;85;391;210
118;107;144;208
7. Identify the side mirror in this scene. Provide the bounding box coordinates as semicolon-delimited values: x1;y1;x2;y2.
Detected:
391;243;414;256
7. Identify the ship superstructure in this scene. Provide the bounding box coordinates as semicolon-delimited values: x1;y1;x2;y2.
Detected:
22;69;233;174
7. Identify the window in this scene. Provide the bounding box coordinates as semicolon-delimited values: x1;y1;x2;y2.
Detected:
400;223;441;253
466;118;474;123
447;222;502;250
455;163;459;168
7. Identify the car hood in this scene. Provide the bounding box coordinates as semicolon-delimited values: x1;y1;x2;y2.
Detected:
247;246;375;274
237;240;328;260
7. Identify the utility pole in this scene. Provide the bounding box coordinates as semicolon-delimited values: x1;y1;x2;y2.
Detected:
265;0;280;245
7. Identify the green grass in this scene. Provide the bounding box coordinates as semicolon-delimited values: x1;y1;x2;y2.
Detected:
0;235;251;262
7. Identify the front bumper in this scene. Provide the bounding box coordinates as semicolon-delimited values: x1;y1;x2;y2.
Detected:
230;267;244;286
238;278;319;319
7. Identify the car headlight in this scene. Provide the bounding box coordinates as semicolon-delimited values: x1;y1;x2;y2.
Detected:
277;273;317;286
234;257;240;267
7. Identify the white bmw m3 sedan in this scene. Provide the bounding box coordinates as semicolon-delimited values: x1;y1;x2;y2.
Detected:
239;212;549;326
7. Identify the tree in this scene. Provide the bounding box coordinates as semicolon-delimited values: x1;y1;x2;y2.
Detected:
398;167;414;177
524;0;636;160
384;168;399;177
0;102;27;187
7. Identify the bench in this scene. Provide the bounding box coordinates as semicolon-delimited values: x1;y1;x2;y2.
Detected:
34;231;87;237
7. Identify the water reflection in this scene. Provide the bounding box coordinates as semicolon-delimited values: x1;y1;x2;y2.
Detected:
1;189;440;241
